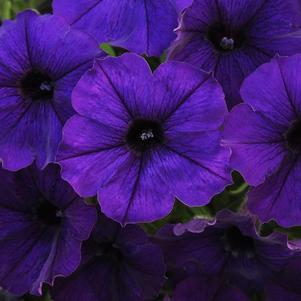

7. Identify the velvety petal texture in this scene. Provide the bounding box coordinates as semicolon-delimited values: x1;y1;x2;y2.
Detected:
223;54;301;227
264;253;301;300
172;276;249;301
168;0;301;108
0;164;97;296
155;210;297;296
51;214;165;301
58;53;231;224
53;0;193;56
0;10;103;171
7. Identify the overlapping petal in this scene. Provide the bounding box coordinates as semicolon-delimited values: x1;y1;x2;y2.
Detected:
51;215;165;301
248;156;301;227
223;104;287;186
225;55;301;226
155;210;295;296
53;0;192;56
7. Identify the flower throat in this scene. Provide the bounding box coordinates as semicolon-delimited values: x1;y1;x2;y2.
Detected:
19;70;54;101
126;119;164;152
207;24;246;53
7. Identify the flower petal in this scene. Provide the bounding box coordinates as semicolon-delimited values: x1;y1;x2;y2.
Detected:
51;216;165;301
53;0;185;56
0;165;96;295
58;115;130;197
72;53;153;125
153;61;227;128
223;104;287;186
248;156;301;227
241;56;299;126
173;276;249;301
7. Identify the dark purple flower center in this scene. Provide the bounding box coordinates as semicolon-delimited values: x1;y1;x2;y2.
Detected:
126;119;164;152
19;70;54;101
207;24;246;53
223;226;256;257
33;201;62;226
284;120;301;153
96;241;123;262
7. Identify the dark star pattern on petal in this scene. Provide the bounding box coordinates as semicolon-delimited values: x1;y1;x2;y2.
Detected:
58;53;231;224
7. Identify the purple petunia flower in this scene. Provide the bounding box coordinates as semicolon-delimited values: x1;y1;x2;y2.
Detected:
0;10;103;171
57;53;231;224
168;0;301;109
50;214;165;301
155;210;301;299
52;0;193;56
223;54;301;227
0;164;97;296
172;276;249;301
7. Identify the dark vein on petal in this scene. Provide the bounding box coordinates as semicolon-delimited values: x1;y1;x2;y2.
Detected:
97;64;134;119
54;58;93;82
34;229;60;291
267;156;298;212
0;61;18;79
227;140;284;145
1;102;34;140
0;204;29;214
277;60;299;119
243;0;269;30
179;29;205;35
245;43;273;58
232;51;250;79
60;195;79;211
59;143;125;161
0;93;20;99
121;154;145;225
143;0;150;54
0;228;47;283
24;15;33;68
163;143;229;181
162;75;211;122
214;0;224;25
213;53;221;75
49;101;64;125
70;0;102;25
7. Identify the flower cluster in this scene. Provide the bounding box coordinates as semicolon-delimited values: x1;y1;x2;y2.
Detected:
1;0;301;300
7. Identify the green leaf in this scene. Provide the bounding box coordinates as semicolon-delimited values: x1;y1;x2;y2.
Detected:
1;0;12;20
100;43;116;56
